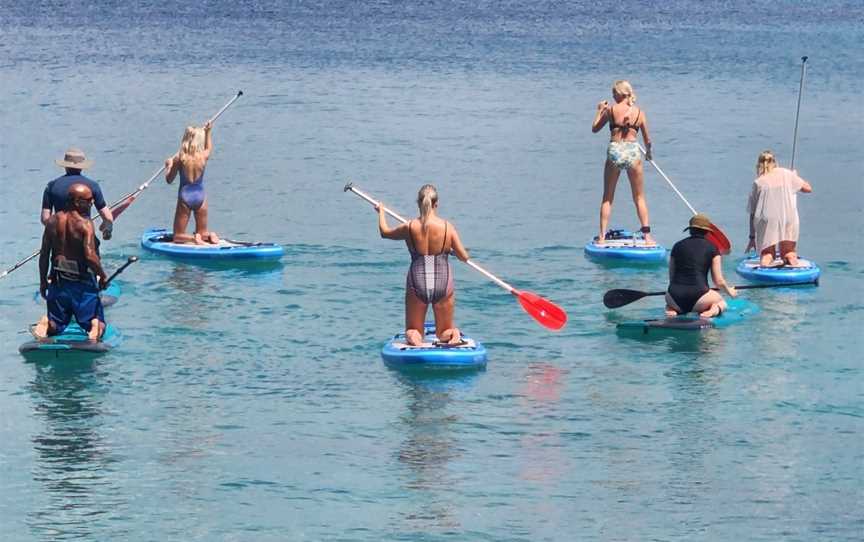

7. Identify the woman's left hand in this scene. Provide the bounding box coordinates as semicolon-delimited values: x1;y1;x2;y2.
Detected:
203;120;213;131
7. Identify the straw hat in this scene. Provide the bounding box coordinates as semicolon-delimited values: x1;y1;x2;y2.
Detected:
55;148;93;170
684;213;714;232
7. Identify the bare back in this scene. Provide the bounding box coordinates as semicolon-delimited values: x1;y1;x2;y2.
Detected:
44;209;101;278
406;217;450;255
608;102;643;143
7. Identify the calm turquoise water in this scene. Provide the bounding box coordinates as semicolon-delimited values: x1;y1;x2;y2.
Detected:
1;2;862;540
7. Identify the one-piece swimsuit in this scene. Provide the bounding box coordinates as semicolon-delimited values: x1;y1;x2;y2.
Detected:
406;220;454;305
667;235;718;314
178;166;206;211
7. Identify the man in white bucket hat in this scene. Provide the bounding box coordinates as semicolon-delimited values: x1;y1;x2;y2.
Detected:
41;148;114;240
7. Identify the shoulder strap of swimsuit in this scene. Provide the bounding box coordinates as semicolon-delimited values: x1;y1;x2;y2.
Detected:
406;220;417;253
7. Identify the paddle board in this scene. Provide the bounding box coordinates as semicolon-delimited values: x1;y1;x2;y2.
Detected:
736;257;820;284
19;322;122;361
584;229;666;263
141;228;284;261
382;323;487;370
616;298;759;334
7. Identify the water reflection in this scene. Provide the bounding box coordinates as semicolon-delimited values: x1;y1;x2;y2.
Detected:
25;361;123;541
391;370;480;533
518;363;569;485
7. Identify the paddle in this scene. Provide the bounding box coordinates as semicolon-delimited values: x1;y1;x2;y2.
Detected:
0;91;244;281
343;182;568;331
104;256;139;287
790;56;808;170
603;279;819;309
637;143;732;255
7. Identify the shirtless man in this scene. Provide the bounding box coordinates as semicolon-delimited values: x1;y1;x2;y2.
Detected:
36;184;109;341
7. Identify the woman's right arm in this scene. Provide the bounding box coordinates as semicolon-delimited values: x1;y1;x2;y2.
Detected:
449;227;470;262
164;154;179;184
202;121;213;161
591;101;610;133
794;171;813;193
377;205;409;240
710;255;737;297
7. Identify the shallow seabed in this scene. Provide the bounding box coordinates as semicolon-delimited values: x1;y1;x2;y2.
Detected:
1;1;862;540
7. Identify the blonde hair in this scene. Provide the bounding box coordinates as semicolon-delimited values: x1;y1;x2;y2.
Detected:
612;80;636;106
756;150;777;177
416;184;438;231
179;126;205;159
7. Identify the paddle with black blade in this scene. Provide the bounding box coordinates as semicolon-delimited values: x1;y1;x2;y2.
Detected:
638;143;732;255
603;279;819;309
0;91;243;281
344;182;567;331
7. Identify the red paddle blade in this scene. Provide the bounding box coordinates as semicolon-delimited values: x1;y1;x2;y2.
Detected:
515;290;567;331
707;223;731;255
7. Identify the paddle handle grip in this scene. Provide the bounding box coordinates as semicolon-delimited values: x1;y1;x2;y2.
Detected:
638;143;698;216
209;90;243;124
344;182;410;224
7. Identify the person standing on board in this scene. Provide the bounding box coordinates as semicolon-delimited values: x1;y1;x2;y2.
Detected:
376;184;470;346
591;80;655;245
36;184;109;341
745;150;813;267
666;214;737;318
42;148;114;241
164;120;220;244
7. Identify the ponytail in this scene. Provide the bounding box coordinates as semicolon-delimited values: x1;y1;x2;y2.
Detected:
417;184;438;231
756;150;777;177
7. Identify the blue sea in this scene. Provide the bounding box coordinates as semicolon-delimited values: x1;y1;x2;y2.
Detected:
1;1;862;540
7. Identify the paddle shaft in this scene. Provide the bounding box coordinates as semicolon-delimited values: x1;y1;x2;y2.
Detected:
637;143;697;215
104;257;139;287
0;92;243;280
791;56;808;170
344;183;517;294
638;280;818;298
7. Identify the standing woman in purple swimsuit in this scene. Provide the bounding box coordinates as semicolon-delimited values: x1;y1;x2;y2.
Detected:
164;121;220;244
591;80;655;245
376;184;470;346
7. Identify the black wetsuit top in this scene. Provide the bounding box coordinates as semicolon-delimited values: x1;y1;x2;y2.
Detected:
667;234;718;313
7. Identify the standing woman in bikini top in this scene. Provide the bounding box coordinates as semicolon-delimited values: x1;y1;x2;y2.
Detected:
591;80;655;245
164;121;220;244
377;184;470;346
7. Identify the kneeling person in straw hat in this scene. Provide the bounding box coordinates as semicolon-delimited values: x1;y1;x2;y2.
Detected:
666;214;737;318
42;148;114;241
35;184;109;341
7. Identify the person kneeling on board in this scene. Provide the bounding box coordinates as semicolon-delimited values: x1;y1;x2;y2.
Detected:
666;214;737;318
376;184;470;346
35;184;109;341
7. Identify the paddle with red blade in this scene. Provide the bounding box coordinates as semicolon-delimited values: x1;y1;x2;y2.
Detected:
603;279;819;309
638;143;731;255
344;182;567;331
0;91;243;281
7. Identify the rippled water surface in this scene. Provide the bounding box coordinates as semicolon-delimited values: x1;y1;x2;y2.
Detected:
1;1;862;540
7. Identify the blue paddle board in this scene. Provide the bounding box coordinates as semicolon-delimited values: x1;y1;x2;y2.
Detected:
584;229;666;263
382;323;487;370
19;322;122;361
616;298;759;334
141;228;284;261
736;257;820;284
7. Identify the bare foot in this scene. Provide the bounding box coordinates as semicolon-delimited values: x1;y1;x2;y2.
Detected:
699;304;721;318
87;319;101;341
665;308;679;318
440;328;463;345
784;255;800;267
405;329;424;346
643;233;657;246
193;233;208;245
207;231;221;245
595;234;606;246
34;316;49;339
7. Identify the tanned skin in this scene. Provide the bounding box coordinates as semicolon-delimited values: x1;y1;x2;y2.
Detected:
37;184;109;340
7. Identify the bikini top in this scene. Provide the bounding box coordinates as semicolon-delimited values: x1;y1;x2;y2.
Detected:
407;220;449;258
608;106;642;135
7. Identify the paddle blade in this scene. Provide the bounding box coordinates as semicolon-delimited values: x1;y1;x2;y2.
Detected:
516;290;567;330
603;288;650;309
707;223;731;255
